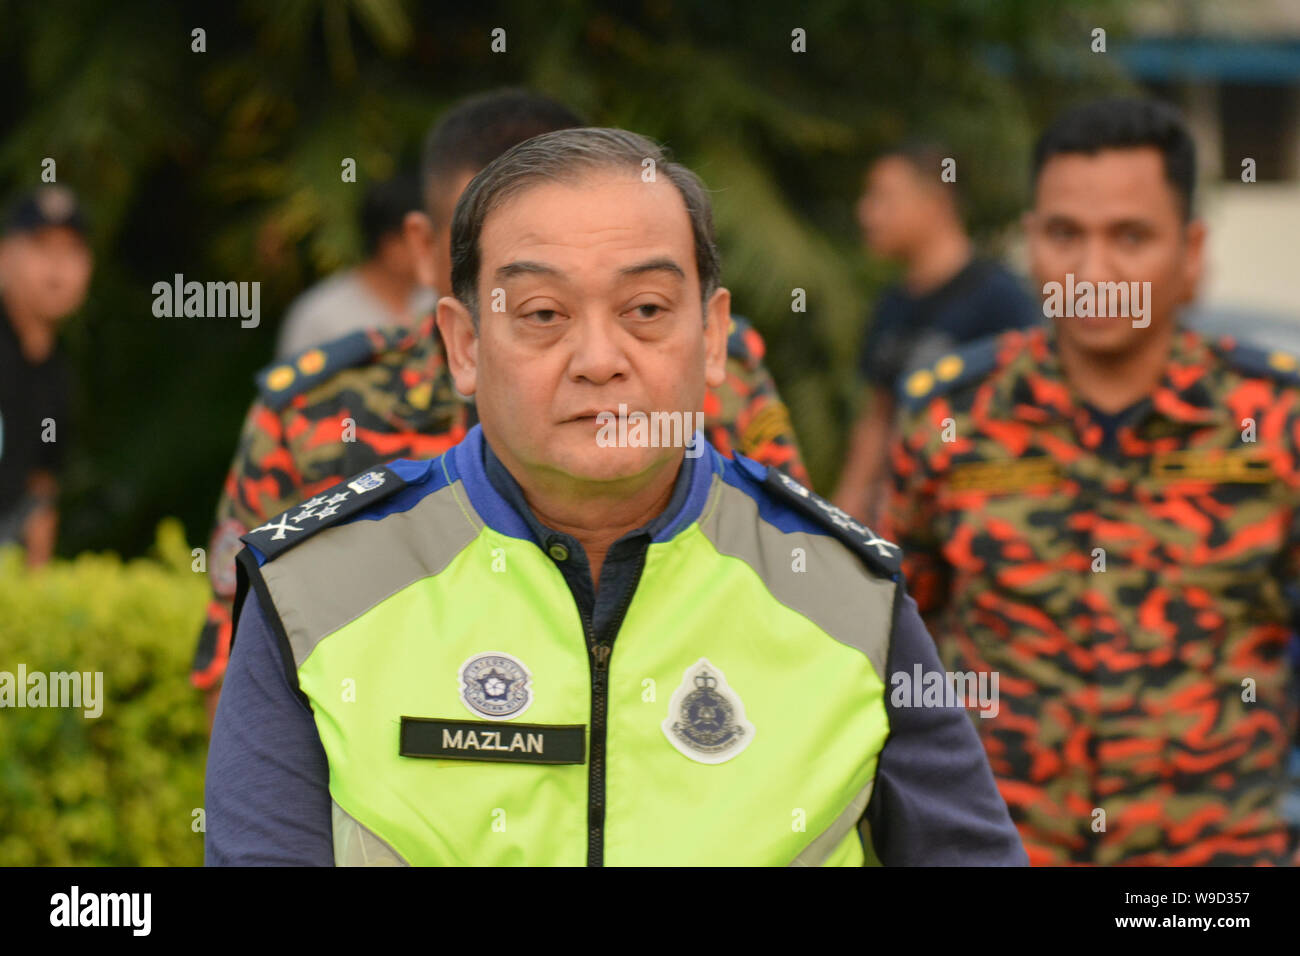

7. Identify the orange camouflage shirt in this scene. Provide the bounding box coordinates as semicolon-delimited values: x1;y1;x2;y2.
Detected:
885;325;1300;865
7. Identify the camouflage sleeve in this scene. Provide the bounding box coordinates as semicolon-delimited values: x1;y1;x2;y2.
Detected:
190;400;306;689
1281;406;1300;624
704;356;811;489
880;402;950;619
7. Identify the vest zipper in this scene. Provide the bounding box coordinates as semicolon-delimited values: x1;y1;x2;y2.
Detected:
585;548;648;867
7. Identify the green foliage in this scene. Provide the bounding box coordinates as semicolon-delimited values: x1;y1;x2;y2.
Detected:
0;0;1137;553
0;520;208;865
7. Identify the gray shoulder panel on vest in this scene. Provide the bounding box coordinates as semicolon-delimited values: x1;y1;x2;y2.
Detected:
697;478;896;681
261;478;482;668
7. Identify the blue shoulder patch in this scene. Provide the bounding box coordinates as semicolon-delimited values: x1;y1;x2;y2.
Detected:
727;452;902;579
256;330;382;411
240;464;408;563
895;333;1002;411
1214;336;1300;388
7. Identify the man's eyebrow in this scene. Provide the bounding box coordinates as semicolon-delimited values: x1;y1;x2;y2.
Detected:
618;257;686;280
1105;217;1154;232
494;260;563;281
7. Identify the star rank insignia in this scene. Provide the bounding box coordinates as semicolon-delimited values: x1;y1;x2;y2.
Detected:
762;467;902;579
240;464;408;560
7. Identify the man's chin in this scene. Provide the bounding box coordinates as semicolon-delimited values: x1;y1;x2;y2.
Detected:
1056;317;1145;357
548;439;677;486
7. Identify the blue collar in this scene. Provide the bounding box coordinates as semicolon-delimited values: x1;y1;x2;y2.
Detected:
449;424;719;546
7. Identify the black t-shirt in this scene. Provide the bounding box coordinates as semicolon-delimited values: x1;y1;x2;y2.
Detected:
858;257;1039;393
0;300;69;511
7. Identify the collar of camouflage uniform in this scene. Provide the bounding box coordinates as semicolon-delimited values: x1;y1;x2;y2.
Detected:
995;324;1230;428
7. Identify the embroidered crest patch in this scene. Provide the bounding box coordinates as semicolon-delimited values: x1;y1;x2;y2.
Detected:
347;470;388;494
662;658;754;764
458;652;533;720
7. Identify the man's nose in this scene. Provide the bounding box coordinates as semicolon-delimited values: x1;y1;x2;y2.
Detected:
1073;235;1119;285
568;313;630;385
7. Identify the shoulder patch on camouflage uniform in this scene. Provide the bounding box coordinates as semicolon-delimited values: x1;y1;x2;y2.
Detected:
760;464;902;579
240;465;408;561
256;329;388;410
1212;336;1300;388
896;333;1001;411
725;313;765;372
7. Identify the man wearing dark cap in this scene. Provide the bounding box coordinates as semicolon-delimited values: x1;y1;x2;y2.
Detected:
0;186;93;563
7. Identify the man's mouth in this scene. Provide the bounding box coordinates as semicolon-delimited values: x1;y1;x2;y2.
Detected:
564;409;627;423
563;411;609;424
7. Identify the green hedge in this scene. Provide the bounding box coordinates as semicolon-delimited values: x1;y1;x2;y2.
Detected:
0;520;208;865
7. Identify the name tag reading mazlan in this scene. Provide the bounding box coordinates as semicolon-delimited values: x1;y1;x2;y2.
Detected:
400;717;586;765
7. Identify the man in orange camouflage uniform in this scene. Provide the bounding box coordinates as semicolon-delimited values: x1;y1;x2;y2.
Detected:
885;98;1298;864
192;90;808;721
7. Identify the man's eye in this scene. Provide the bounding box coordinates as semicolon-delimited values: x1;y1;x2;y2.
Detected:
527;309;558;323
1118;229;1145;245
1047;223;1078;241
629;303;663;320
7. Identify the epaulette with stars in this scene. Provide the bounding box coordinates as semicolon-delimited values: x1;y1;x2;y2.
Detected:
256;328;395;411
239;465;409;561
743;455;902;580
1212;336;1300;389
895;334;1002;412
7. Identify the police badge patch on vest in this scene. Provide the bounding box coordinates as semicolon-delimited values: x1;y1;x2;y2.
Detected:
459;652;533;719
662;658;755;764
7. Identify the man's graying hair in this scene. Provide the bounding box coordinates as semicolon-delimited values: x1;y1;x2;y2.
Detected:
450;127;721;325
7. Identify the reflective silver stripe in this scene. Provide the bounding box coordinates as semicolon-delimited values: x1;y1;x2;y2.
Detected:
260;480;481;668
697;477;896;679
332;800;409;866
858;815;884;866
789;779;875;867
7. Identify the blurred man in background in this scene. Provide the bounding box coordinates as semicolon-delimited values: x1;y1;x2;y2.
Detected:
886;97;1298;864
192;89;808;726
274;174;433;358
0;186;92;565
834;142;1038;525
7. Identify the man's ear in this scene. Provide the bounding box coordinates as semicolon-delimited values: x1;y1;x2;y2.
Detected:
1019;209;1043;275
403;211;438;291
1019;209;1037;243
436;295;479;397
703;286;731;390
1180;218;1207;305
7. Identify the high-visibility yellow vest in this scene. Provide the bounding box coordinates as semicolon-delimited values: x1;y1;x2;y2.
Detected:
239;426;902;865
